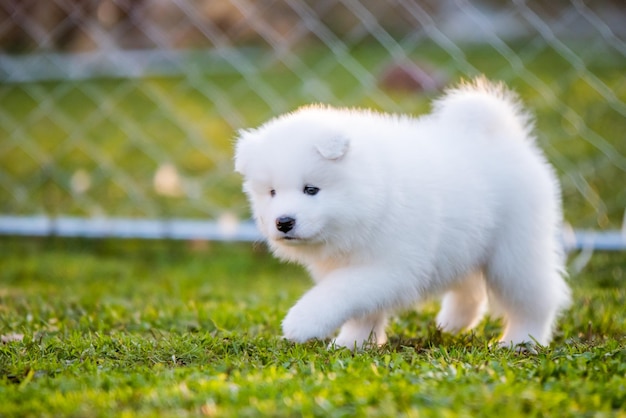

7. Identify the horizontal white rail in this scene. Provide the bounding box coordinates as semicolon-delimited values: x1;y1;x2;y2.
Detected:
0;216;625;251
0;216;260;242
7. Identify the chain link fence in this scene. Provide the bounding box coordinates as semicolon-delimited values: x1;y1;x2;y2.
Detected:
0;0;625;249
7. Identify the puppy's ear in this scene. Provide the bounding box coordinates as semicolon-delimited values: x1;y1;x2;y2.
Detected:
234;129;256;175
315;135;350;160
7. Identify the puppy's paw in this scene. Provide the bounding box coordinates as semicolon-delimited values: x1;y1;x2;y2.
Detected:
331;334;385;351
495;340;538;355
281;310;313;343
331;328;387;351
281;302;336;343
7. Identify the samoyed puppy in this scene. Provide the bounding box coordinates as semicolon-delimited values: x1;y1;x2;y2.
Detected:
234;78;570;350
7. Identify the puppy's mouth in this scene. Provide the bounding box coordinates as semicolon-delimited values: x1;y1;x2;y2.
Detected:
278;235;302;242
275;235;309;244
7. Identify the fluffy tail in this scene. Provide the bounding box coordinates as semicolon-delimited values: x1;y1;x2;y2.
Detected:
432;77;534;140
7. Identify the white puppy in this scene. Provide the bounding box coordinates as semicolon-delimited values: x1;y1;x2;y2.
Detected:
235;78;571;350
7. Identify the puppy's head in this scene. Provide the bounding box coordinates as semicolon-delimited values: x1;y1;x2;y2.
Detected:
234;107;354;259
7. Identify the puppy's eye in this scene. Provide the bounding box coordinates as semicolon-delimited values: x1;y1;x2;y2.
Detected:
270;189;276;197
303;185;320;196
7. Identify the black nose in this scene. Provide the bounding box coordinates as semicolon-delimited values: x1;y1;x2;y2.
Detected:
276;216;296;233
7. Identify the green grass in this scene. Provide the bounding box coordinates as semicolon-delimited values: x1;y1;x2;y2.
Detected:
1;238;625;417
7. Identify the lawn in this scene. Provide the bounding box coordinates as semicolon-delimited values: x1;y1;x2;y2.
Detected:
1;238;625;417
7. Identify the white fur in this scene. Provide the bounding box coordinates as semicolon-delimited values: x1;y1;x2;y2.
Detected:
235;78;571;350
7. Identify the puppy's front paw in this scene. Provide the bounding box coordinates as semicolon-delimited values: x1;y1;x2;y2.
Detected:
332;330;387;351
281;300;338;343
496;340;538;355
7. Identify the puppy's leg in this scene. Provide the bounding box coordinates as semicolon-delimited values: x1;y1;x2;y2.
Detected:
282;265;416;344
332;311;388;350
486;231;570;347
436;271;487;334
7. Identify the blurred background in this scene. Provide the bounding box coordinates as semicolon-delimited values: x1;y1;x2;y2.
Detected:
0;0;624;243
